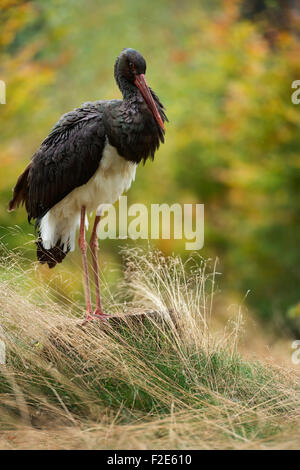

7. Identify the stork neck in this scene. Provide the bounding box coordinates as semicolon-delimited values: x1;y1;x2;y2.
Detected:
117;75;138;101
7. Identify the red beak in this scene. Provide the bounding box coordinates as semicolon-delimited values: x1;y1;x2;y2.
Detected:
134;74;165;131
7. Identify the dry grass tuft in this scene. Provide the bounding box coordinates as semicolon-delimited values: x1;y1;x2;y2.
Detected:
0;247;299;449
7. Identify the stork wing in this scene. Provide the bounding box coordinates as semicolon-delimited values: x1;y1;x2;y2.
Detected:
9;101;108;222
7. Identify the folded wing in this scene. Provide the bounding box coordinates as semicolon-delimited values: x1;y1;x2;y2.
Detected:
9;102;107;222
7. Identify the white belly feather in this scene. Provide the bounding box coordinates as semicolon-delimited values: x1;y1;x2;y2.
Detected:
39;142;137;252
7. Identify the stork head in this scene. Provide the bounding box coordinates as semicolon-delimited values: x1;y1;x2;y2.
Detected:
114;48;165;131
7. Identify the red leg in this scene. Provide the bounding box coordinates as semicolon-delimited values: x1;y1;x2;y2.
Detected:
90;215;109;320
78;206;93;323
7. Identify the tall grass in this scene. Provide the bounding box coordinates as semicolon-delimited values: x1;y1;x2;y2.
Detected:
0;248;299;449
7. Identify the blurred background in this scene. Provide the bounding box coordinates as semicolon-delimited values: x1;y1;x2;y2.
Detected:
1;0;300;336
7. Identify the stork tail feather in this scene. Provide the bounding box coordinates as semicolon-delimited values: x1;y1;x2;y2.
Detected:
8;164;31;212
36;238;69;269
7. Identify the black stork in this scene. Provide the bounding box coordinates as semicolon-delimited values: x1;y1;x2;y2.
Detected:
8;48;168;324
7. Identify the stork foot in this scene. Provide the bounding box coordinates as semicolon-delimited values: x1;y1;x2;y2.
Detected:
81;309;110;326
93;308;110;321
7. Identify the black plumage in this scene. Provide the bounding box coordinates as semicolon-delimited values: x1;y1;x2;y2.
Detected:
23;103;106;222
36;238;67;268
9;48;168;268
